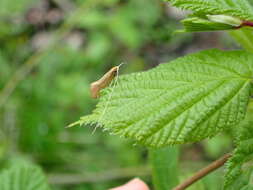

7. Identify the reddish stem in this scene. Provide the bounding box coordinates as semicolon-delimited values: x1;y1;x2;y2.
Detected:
236;20;253;29
172;154;231;190
242;20;253;27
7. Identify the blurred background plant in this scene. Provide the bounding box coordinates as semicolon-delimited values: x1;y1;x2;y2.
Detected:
0;0;242;189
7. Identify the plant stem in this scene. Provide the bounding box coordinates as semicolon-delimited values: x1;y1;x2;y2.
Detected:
150;146;179;190
0;52;42;109
0;23;69;109
172;153;231;190
241;21;253;28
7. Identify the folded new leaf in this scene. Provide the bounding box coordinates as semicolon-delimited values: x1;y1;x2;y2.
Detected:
178;16;240;33
167;0;253;33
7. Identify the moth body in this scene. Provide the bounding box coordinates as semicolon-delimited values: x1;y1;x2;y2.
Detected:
90;66;119;98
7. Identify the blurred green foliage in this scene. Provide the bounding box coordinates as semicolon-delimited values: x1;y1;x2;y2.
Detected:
0;0;238;189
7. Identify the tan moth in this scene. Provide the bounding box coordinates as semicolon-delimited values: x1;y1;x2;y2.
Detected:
67;64;123;129
90;66;120;98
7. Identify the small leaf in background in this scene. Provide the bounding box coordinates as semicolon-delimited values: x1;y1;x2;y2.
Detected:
76;49;253;147
0;162;50;190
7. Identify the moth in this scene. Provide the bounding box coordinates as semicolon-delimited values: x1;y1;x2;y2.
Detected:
90;66;119;98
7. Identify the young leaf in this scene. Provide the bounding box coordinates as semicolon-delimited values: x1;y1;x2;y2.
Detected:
77;49;253;147
224;119;253;190
167;0;253;32
167;0;253;21
179;17;235;33
0;163;51;190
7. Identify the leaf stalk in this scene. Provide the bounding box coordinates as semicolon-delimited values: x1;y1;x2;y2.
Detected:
172;153;231;190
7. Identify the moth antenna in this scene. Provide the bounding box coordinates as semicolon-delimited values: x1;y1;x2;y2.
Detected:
118;62;126;68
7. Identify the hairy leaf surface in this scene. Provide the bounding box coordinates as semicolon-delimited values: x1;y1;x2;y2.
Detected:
77;49;253;147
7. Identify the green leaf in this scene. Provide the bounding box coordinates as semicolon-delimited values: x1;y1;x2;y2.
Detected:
150;146;179;190
167;0;253;33
167;0;253;21
224;119;253;190
0;163;51;190
76;49;253;147
179;17;235;33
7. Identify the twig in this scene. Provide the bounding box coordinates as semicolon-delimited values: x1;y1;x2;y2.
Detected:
0;52;43;109
0;20;70;109
172;153;231;190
